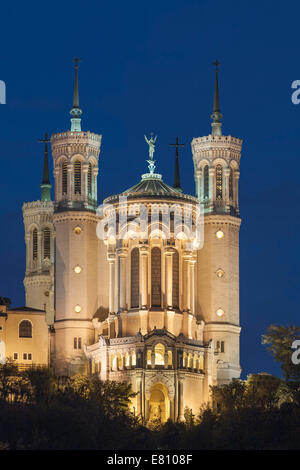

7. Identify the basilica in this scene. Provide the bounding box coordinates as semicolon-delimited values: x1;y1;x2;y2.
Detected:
0;61;243;422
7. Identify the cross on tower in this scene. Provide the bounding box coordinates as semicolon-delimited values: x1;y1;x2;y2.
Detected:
73;57;82;69
38;132;50;145
169;137;184;191
213;59;220;69
169;136;184;153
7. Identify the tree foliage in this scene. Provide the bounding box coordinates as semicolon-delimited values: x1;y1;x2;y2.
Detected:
262;324;300;383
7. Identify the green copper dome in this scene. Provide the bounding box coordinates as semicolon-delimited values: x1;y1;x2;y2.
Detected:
105;173;198;204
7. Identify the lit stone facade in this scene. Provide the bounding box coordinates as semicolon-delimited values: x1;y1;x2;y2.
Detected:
22;200;55;326
3;63;243;422
191;134;243;383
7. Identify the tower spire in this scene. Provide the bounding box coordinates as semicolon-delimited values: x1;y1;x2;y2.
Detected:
211;60;223;136
70;57;82;132
38;133;52;202
170;136;184;192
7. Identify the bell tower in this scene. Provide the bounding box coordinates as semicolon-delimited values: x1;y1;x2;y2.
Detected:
23;133;55;325
192;62;242;384
51;59;101;375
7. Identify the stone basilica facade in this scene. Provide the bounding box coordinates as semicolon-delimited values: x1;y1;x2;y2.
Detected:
0;62;243;422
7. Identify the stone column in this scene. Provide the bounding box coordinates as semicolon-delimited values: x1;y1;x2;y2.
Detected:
82;162;89;207
189;257;196;315
118;248;128;312
53;168;59;203
93;167;98;205
140;246;149;309
25;233;30;274
183;251;191;311
151;350;155;369
234;170;240;211
223;167;230;211
194;168;202;199
67;163;73;206
164;248;174;309
37;230;42;273
164;351;169;369
178;378;184;421
107;251;116;314
208;167;215;210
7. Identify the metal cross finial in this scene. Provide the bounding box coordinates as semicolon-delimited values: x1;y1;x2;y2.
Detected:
213;59;220;69
73;57;81;69
169;136;184;150
38;132;50;144
170;137;184;191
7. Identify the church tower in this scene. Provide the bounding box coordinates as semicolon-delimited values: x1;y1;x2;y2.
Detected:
51;59;101;375
23;134;55;325
192;62;242;383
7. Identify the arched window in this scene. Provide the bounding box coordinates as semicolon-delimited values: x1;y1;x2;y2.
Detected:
43;227;51;260
203;165;209;200
154;343;165;365
216;164;223;199
131;352;136;366
131;248;139;308
172;250;179;309
229;168;234;200
62;161;67;195
74;161;81;194
32;228;38;260
19;320;32;338
168;350;172;366
88;163;92;196
151;247;161;307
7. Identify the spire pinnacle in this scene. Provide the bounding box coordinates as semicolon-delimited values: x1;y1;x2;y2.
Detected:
170;136;184;192
38;133;52;202
211;60;223;136
70;57;82;132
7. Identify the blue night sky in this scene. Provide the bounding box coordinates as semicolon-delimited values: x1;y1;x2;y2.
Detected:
0;0;299;379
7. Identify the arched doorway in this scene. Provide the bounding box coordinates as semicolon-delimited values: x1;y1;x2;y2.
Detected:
149;383;169;423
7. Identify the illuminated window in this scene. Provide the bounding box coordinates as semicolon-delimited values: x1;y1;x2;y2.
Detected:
154;343;165;365
125;353;130;367
74;161;81;194
147;349;152;365
203;165;209;199
32;228;38;260
216;268;225;278
131;248;139;308
168;350;172;366
62;161;67;195
172;250;179;309
19;320;32;338
216;308;224;317
216;164;223;199
131;352;136;366
88;163;92;195
199;355;204;370
43;227;51;260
